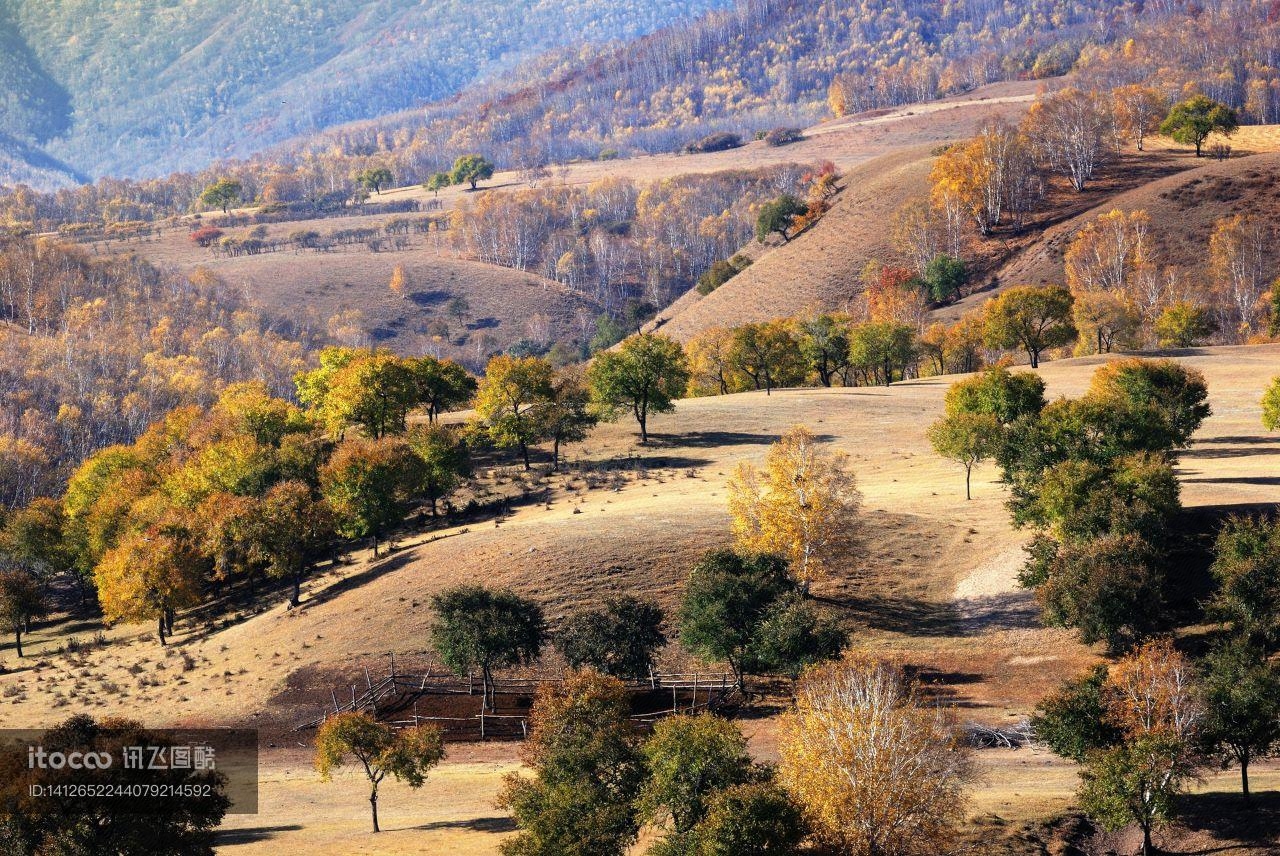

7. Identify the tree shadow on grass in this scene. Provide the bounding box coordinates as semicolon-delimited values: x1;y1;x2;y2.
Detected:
1174;790;1280;853
644;431;829;449
410;816;516;834
1182;476;1280;486
216;825;304;846
813;592;960;637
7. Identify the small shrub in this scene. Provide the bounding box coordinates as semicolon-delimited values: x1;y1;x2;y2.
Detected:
189;226;223;248
684;132;743;154
764;127;804;147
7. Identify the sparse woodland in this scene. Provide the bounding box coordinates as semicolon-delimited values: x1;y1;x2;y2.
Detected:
2;1;1280;854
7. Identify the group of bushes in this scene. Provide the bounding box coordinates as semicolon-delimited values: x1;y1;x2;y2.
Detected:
926;359;1280;849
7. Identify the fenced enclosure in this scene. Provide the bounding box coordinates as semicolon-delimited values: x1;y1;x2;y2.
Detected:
294;653;737;741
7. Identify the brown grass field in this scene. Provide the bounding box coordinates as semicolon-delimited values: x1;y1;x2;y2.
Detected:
2;345;1279;853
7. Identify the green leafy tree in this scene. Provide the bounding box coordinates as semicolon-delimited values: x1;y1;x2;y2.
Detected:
556;595;665;680
430;585;545;711
499;671;645;856
1160;95;1239;157
1079;735;1196;856
410;356;476;424
847;321;916;386
944;365;1046;424
639;715;755;836
200;177;242;214
796;314;851;387
356;167;394;195
588;333;689;442
472;355;555;469
923;254;968;303
727;322;806;395
0;568;43;657
451;154;495;190
544;368;598;470
1087;358;1210;449
319;437;420;557
315;713;445;833
425;172;452;196
405;425;470;517
1207;517;1280;652
1262;376;1280;431
755;194;807;243
1154;300;1216;347
678;550;844;693
2;498;72;582
676;781;806;856
1199;639;1280;802
1031;665;1124;763
1030;533;1169;653
982;285;1076;368
927;412;1001;499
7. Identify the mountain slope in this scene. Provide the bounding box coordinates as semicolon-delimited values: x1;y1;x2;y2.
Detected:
0;0;730;179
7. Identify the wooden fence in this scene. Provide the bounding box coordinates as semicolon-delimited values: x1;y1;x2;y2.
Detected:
295;653;736;738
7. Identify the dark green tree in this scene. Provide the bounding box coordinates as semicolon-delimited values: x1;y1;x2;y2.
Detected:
796;314;851;387
754;195;806;243
678;550;845;693
430;585;545;711
923;254;968;303
556;596;665;681
1199;639;1280;802
356;167;394;195
638;715;755;835
1030;665;1124;763
405;424;471;517
1207;517;1280;652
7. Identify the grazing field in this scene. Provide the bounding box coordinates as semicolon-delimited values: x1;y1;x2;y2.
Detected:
2;344;1278;854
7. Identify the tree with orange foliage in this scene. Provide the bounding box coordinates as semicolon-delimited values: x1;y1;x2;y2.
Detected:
931;121;1040;235
778;654;974;856
1112;85;1169;152
1079;639;1204;856
95;524;203;645
726;425;861;586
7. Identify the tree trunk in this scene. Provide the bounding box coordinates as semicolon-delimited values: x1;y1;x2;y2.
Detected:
13;629;22;658
1142;822;1153;856
371;535;380;559
552;437;561;471
482;665;493;712
1029;349;1040;369
157;616;167;646
291;571;302;607
1241;754;1251;803
520;441;530;470
965;464;972;501
370;787;380;833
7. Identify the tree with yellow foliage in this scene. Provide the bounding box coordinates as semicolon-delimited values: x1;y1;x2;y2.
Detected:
1209;214;1272;339
778;654;974;856
388;265;409;300
727;426;861;586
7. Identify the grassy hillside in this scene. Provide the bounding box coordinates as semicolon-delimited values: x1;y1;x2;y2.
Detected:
98;217;600;366
2;345;1278;853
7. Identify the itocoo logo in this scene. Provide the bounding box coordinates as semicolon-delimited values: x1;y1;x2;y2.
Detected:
28;746;113;770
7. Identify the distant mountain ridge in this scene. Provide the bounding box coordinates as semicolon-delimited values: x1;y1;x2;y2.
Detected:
0;0;731;183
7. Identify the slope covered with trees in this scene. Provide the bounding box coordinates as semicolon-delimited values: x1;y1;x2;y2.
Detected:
0;0;730;181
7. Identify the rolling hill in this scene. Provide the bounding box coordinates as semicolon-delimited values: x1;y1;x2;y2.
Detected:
2;345;1278;854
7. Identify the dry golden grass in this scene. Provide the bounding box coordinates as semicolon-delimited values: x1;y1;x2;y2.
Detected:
94;224;596;361
2;345;1278;853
